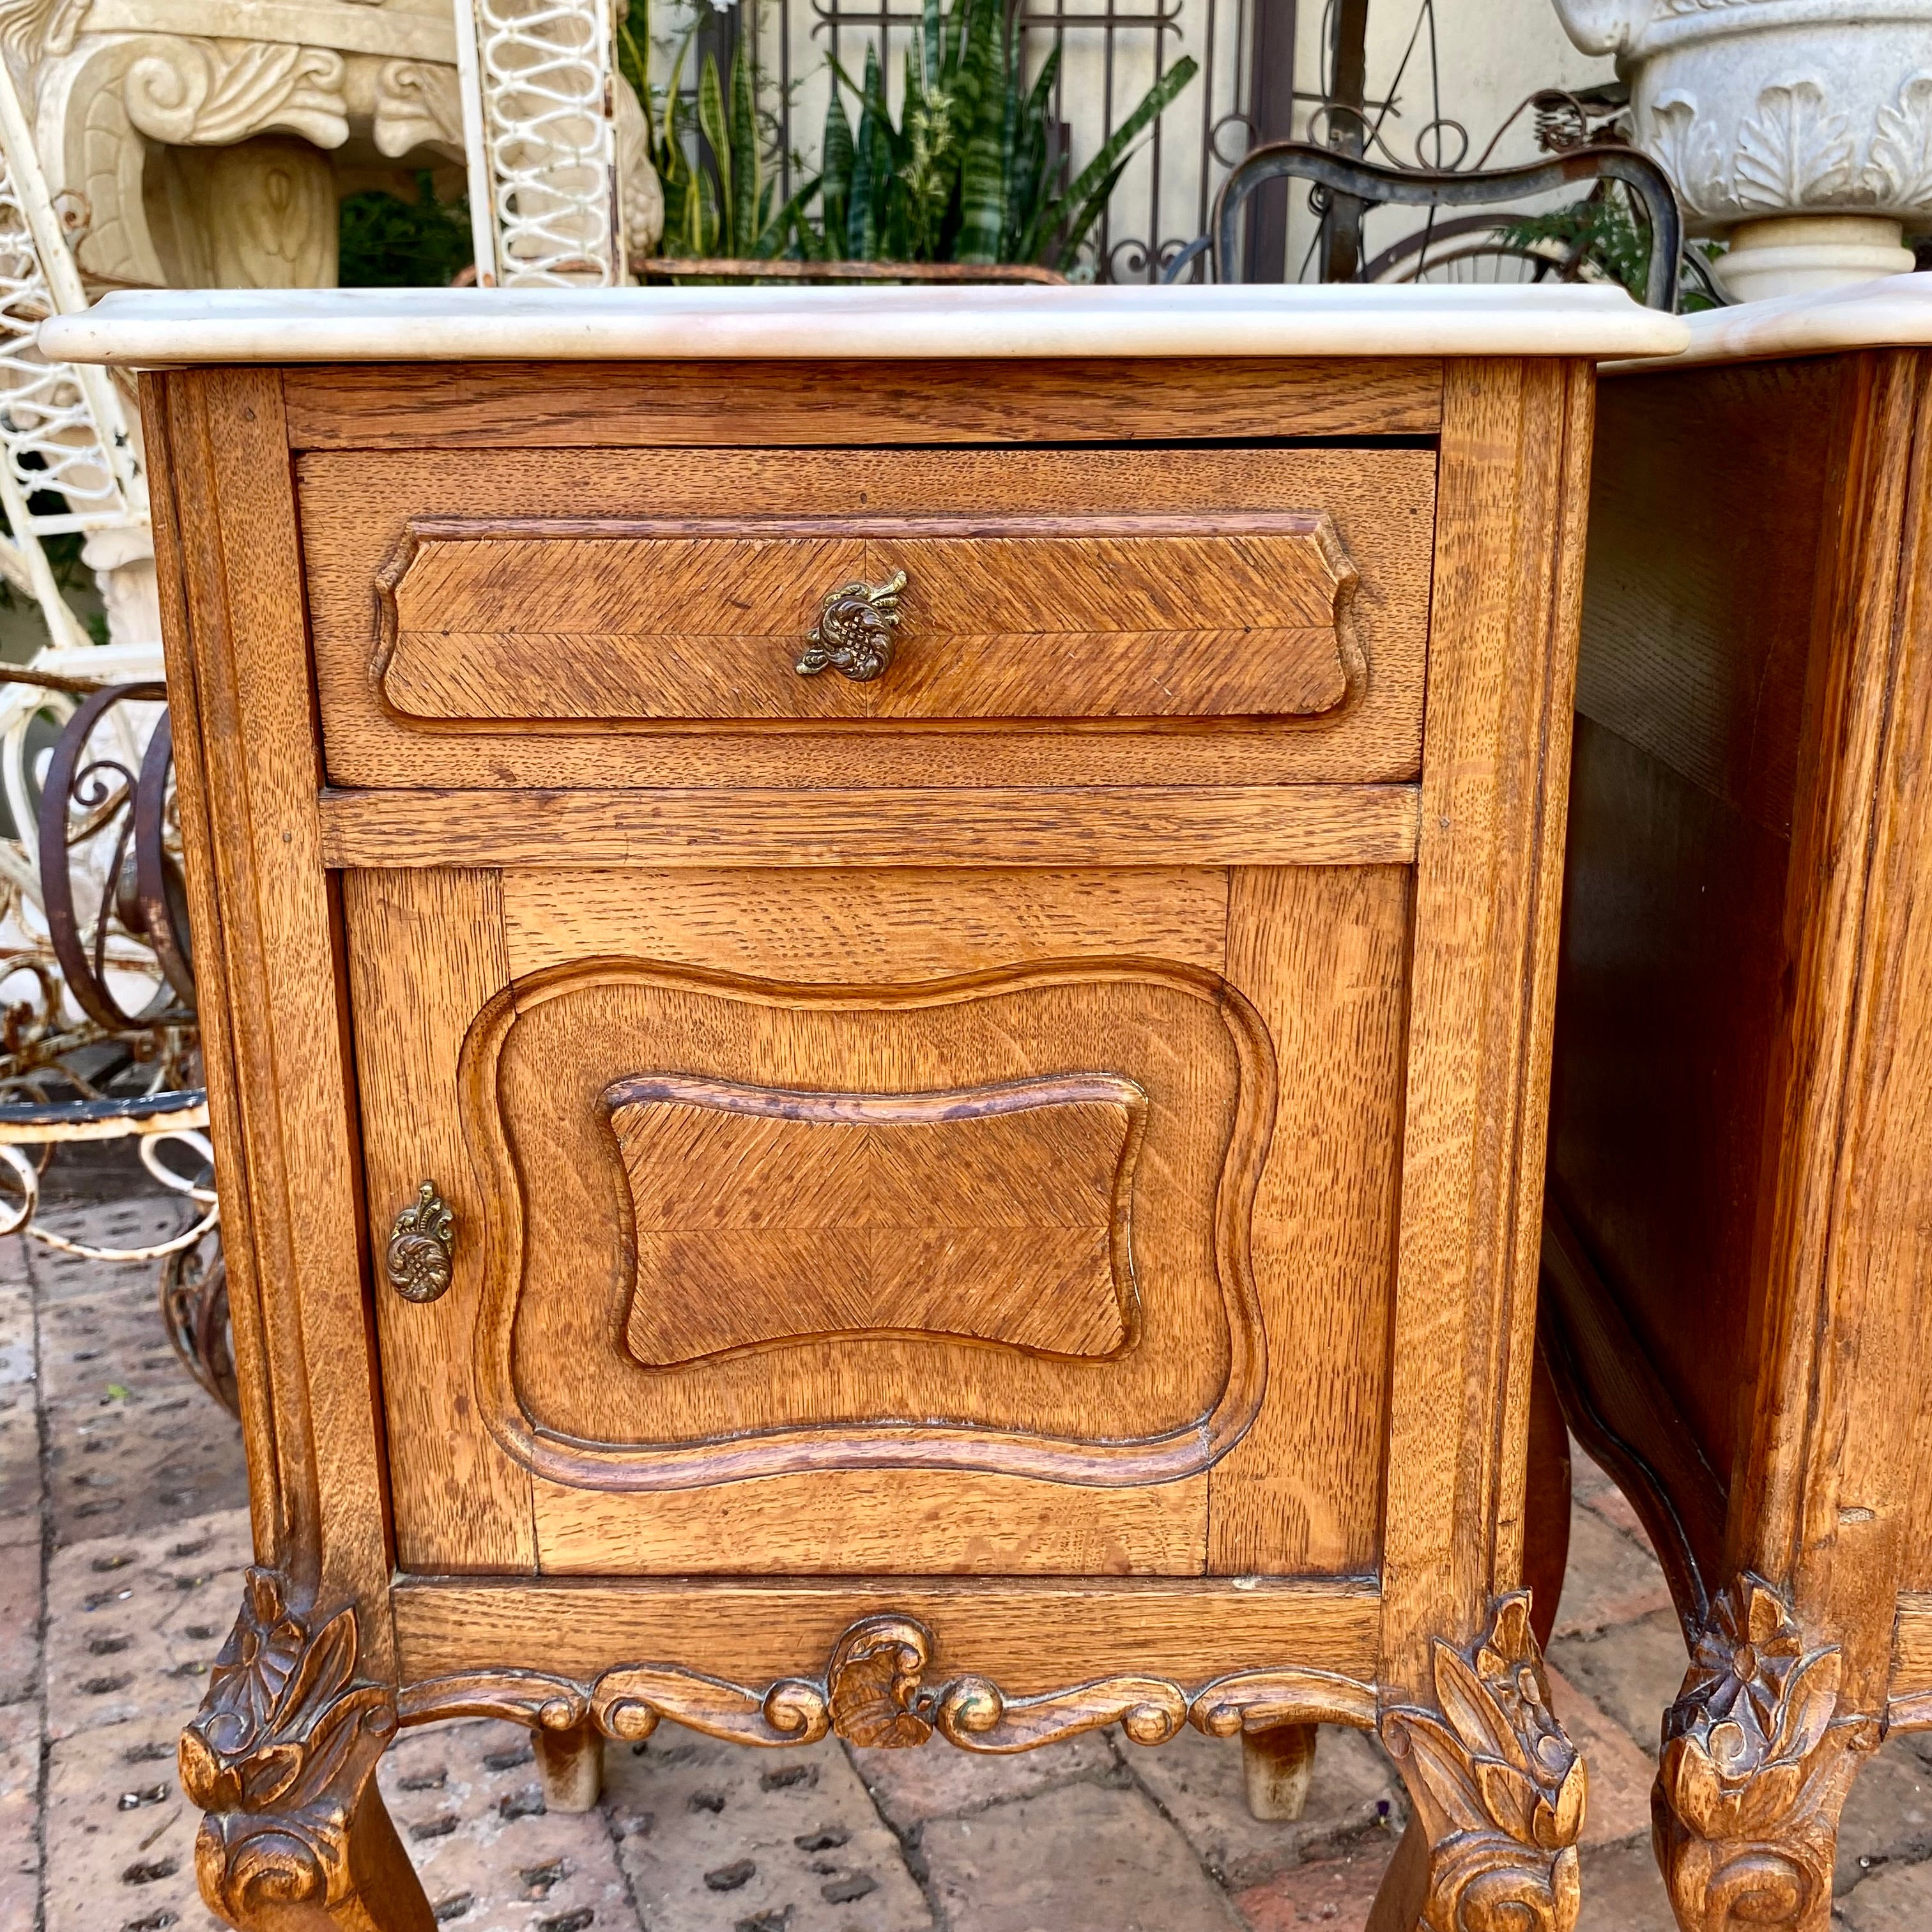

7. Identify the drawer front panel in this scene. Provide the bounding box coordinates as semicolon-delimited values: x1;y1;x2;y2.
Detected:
377;515;1356;725
304;445;1434;789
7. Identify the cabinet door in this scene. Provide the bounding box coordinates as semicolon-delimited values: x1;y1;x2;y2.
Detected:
346;864;1407;1581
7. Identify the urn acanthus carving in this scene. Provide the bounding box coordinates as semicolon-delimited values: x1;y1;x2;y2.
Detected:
1550;0;1932;296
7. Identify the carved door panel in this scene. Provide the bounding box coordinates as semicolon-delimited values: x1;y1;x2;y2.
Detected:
468;957;1271;1489
346;862;1409;1581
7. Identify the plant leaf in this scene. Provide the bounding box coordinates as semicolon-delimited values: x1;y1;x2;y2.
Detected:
818;84;854;256
756;173;824;257
729;33;761;257
1030;53;1197;266
697;50;731;250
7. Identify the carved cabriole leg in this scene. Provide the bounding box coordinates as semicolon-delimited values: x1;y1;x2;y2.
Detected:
1652;1575;1880;1932
533;1717;604;1812
180;1568;432;1932
1243;1724;1318;1821
1373;1593;1587;1932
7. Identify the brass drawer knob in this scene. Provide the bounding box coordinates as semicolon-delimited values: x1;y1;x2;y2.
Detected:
387;1181;455;1303
797;569;907;682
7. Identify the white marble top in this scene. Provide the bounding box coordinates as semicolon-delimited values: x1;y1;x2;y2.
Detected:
39;284;1689;366
1611;271;1932;371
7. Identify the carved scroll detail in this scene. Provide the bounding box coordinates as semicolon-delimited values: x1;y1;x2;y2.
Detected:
401;1618;1379;1757
179;1568;405;1925
1653;1575;1880;1931
1379;1593;1588;1932
123;37;350;149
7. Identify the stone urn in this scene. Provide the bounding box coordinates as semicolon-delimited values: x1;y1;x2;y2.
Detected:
1549;0;1932;301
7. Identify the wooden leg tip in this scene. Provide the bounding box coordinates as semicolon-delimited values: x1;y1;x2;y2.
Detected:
535;1721;604;1813
1243;1722;1319;1822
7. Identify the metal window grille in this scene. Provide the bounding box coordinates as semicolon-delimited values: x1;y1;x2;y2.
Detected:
659;0;1296;281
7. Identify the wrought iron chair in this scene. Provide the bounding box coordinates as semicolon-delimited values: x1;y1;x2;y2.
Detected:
0;671;233;1411
1163;132;1683;312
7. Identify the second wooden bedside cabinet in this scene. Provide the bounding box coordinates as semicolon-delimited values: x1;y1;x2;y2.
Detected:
1538;275;1932;1932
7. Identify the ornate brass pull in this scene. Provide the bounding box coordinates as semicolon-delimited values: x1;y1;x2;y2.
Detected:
797;569;907;682
387;1181;454;1303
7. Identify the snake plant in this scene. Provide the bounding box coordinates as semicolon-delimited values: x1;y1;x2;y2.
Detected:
621;0;1197;273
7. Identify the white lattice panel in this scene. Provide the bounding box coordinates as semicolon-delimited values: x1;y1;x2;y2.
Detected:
0;57;141;660
464;0;621;287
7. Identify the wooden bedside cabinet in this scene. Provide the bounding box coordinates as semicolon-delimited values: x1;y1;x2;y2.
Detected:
46;286;1684;1932
1537;278;1932;1932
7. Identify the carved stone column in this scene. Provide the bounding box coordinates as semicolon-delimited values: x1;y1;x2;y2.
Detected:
1377;1592;1588;1932
180;1567;432;1932
148;136;340;289
1653;1576;1880;1932
80;525;161;647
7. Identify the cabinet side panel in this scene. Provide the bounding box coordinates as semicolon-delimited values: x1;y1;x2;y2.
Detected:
1548;362;1844;1498
1379;359;1591;1692
342;867;535;1572
1209;863;1411;1577
1549;720;1789;1490
1791;355;1932;1694
144;374;289;1570
146;369;390;1639
1575;360;1844;835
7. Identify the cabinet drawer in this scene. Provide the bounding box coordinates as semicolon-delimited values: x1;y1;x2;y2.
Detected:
302;444;1436;790
376;514;1358;726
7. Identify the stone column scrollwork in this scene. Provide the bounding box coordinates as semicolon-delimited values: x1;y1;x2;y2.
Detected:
123;35;349;148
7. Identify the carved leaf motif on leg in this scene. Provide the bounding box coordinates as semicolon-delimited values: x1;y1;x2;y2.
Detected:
1380;1592;1588;1932
1653;1575;1880;1932
179;1567;428;1932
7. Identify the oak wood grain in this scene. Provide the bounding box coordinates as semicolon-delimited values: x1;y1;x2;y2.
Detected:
298;445;1433;791
1770;353;1932;1703
392;1575;1384;1693
1575;360;1844;836
1547;719;1791;1489
147;367;391;1635
498;864;1226;1578
316;783;1423;870
463;958;1273;1490
498;866;1230;982
341;867;535;1573
608;1073;1141;1363
1890;1595;1932;1729
1208;864;1411;1578
282;357;1445;449
530;1470;1209;1577
1379;358;1591;1695
377;515;1360;725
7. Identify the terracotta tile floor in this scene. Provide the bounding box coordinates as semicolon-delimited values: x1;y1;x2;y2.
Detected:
6;1193;1931;1931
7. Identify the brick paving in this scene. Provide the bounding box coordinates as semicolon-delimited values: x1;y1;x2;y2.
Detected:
4;1195;1931;1930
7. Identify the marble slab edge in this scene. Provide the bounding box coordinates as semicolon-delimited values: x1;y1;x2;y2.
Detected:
40;285;1690;367
1604;270;1932;374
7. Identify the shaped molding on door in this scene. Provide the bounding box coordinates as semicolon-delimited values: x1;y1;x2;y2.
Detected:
459;958;1276;1490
